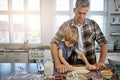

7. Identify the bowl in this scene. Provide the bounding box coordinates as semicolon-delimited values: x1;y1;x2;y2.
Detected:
92;72;103;80
101;70;113;79
108;56;120;67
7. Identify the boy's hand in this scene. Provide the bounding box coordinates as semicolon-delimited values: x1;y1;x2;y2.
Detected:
65;64;74;71
86;64;96;70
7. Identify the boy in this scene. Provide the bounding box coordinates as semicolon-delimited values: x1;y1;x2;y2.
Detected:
58;29;96;71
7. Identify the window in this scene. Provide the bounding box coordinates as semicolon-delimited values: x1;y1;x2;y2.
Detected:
12;0;24;11
28;15;41;43
90;0;104;11
54;0;107;34
0;0;8;10
0;0;107;45
89;0;106;33
54;0;74;34
28;0;40;11
12;15;25;43
0;0;41;44
0;15;9;43
56;0;69;11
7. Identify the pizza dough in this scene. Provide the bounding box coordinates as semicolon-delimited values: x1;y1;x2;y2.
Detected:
73;66;90;75
66;67;90;80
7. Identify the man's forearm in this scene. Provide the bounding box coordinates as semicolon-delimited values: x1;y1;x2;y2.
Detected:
99;44;108;63
50;43;61;65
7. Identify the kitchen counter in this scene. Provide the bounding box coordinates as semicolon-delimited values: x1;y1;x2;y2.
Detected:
0;49;28;53
0;63;119;80
96;49;120;53
0;63;40;80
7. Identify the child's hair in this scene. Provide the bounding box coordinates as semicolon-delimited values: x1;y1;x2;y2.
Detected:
64;28;78;44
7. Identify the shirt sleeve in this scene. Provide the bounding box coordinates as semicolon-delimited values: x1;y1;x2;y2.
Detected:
71;45;77;51
50;23;66;46
58;42;64;50
93;20;108;46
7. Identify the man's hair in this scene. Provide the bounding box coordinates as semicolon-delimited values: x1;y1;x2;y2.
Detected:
75;0;89;8
64;29;77;44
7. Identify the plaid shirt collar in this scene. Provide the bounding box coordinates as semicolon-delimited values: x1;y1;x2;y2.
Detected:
71;17;88;27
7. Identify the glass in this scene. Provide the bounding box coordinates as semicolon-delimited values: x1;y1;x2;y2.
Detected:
56;0;69;11
12;0;24;11
44;60;54;76
12;15;25;43
90;0;104;11
92;72;103;80
28;15;41;44
0;0;8;10
36;59;44;72
54;15;69;34
28;0;40;11
0;15;9;43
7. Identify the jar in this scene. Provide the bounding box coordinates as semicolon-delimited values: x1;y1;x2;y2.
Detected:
55;74;62;80
44;60;54;76
115;64;120;78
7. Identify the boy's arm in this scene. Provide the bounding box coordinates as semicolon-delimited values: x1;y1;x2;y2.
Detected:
50;43;67;73
75;49;96;70
59;49;70;66
75;49;90;65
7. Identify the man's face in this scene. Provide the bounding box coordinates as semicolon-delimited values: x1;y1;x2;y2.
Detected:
74;7;88;24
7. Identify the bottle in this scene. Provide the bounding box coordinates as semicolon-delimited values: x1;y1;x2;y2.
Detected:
114;40;118;50
36;59;44;72
115;64;120;78
44;60;54;76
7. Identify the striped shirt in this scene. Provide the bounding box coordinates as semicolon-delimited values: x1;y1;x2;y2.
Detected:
51;18;107;59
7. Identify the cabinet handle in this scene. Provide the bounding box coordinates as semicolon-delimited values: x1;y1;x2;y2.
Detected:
0;53;4;55
14;53;20;55
14;59;20;61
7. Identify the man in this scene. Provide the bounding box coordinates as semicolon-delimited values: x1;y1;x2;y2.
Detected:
50;0;108;73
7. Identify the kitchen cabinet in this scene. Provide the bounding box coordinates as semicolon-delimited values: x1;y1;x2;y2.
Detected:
0;52;6;63
110;12;120;36
96;52;119;63
110;12;120;25
6;52;28;63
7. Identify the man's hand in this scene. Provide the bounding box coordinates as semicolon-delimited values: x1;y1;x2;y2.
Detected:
55;63;68;73
94;62;106;70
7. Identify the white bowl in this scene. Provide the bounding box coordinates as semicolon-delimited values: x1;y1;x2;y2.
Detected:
101;70;113;79
107;56;120;67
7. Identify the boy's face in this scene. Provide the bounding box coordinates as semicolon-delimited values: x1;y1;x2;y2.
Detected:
64;41;74;48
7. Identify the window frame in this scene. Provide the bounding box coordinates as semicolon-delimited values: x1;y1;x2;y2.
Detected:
0;0;41;44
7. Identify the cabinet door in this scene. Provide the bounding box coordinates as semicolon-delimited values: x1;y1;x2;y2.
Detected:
0;52;6;62
6;52;28;63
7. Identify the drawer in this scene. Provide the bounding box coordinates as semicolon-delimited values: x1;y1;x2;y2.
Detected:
6;53;28;63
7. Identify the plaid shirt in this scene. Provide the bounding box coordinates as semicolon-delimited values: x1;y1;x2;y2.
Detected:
51;18;107;59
